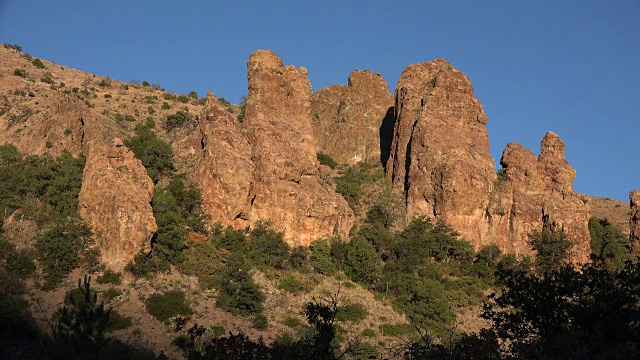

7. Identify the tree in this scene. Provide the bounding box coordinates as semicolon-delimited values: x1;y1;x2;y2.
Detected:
124;124;175;183
344;238;381;286
528;228;572;274
216;254;265;315
589;217;632;269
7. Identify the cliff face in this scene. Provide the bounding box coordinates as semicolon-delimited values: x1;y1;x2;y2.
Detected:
311;70;394;165
386;59;591;262
78;137;157;271
386;59;497;245
244;50;354;246
190;93;255;229
191;50;354;247
630;190;640;255
487;134;591;262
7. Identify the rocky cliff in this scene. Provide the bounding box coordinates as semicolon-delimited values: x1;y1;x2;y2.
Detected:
385;59;497;245
78;137;157;271
630;190;640;255
386;59;591;262
191;50;354;246
311;70;394;165
487;134;591;262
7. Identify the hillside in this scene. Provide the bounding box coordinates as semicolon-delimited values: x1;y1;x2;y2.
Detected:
1;43;639;359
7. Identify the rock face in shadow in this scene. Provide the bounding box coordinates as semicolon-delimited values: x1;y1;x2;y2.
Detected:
311;70;394;165
190;93;255;229
630;190;640;255
487;134;591;262
78;137;157;271
191;50;354;247
386;59;591;262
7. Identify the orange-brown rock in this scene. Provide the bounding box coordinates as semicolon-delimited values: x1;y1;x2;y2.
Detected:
386;59;591;262
630;190;640;255
243;50;354;246
311;70;394;165
78;137;157;271
190;93;255;229
386;59;496;244
487;134;591;262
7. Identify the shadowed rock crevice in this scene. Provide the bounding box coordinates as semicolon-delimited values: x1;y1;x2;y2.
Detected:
379;106;395;168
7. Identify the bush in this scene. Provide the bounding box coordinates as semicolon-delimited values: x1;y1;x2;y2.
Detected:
142;81;150;87
310;239;336;275
125;124;175;183
145;290;193;322
164;110;192;131
101;287;122;302
248;222;290;269
252;314;269;330
105;311;132;332
96;270;121;285
317;152;337;169
215;254;265;315
161;101;171;110
336;303;368;323
13;68;27;78
277;276;304;295
343;238;381;286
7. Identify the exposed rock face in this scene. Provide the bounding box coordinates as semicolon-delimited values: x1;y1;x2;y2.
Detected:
311;70;394;165
630;190;640;255
488;134;591;262
1;93;87;157
242;50;354;246
191;93;255;229
78;137;157;271
386;59;496;244
386;59;591;262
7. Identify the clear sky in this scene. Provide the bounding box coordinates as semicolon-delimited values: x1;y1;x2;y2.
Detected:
1;0;638;201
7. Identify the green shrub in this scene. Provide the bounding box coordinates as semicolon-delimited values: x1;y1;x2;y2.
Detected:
106;311;132;332
125;124;176;183
336;303;368;323
361;328;376;337
142;81;150;87
348;341;379;360
252;313;269;330
40;73;54;84
206;324;225;337
101;287;123;302
96;270;121;285
161;101;171;110
125;251;170;278
310;239;336;275
216;254;265;315
145;290;193;322
283;315;305;329
177;95;189;103
13;68;27;78
379;323;415;337
248;222;290;269
317;152;337;169
164;110;191;131
277;276;304;295
343;238;381;286
103;94;112;99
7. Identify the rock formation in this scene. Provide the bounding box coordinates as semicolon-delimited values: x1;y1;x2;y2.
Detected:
191;50;354;246
386;59;497;244
191;93;255;229
487;134;591;262
630;190;640;255
78;137;157;271
311;70;394;165
386;59;591;262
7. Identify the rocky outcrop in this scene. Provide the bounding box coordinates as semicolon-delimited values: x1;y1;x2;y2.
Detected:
311;70;394;165
190;93;255;229
386;59;496;244
1;93;87;157
630;190;640;255
78;137;157;271
487;134;591;262
242;50;354;246
386;59;591;262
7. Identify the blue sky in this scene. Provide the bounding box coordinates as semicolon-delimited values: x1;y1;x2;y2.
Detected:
1;0;638;201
